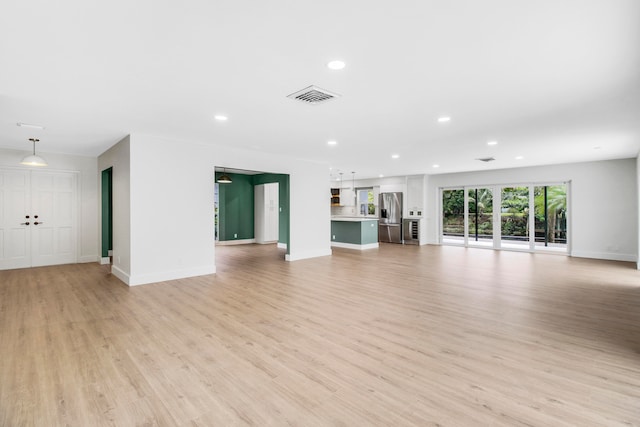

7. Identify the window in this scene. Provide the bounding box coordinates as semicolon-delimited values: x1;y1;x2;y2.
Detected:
357;188;376;215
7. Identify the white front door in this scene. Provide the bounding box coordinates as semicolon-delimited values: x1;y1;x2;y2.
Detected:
31;172;77;267
0;168;77;270
0;169;31;269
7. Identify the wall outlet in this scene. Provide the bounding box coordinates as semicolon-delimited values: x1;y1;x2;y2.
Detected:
117;256;121;264
332;235;336;240
234;233;238;238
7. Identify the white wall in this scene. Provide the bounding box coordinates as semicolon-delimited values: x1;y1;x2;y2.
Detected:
427;158;638;262
97;136;131;282
0;147;98;263
101;133;331;286
637;153;640;269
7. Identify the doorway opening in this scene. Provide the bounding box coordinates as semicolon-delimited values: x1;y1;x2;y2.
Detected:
101;167;113;265
214;167;291;267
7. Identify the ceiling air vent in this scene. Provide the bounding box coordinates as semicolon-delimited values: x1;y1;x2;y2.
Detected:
476;157;495;162
287;85;340;105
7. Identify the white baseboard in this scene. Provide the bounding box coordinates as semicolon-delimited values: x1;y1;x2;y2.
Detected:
277;242;287;249
78;255;99;263
285;248;332;261
331;242;379;250
216;239;256;246
127;265;217;286
571;250;637;263
111;265;130;285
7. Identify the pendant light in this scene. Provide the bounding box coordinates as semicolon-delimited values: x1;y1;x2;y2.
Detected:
217;168;232;184
20;138;48;167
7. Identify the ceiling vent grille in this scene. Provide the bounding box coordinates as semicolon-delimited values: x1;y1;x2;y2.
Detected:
476;157;495;162
287;85;340;105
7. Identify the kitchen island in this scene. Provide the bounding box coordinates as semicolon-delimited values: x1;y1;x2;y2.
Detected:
331;217;379;250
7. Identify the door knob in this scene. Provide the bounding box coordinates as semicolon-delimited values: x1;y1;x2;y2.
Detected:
25;215;30;218
34;221;43;225
21;222;30;225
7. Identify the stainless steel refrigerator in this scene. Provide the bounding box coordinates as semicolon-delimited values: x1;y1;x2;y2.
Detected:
378;192;403;243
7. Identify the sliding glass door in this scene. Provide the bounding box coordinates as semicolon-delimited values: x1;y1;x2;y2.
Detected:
500;186;530;249
534;185;567;251
440;183;568;253
468;188;493;247
442;189;465;244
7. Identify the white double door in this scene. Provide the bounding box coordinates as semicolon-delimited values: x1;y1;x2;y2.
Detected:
0;168;77;270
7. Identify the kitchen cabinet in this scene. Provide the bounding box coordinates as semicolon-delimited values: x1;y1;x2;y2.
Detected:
340;186;355;206
330;188;340;206
331;217;378;250
329;187;355;206
406;175;424;216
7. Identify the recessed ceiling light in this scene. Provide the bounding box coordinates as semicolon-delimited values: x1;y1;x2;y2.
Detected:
432;164;440;168
487;141;498;146
327;60;346;70
391;154;400;159
515;155;524;160
17;122;45;130
437;116;451;123
214;115;228;121
379;174;385;178
327;140;337;146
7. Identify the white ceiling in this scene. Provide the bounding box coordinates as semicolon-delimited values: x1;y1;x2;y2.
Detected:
1;0;639;179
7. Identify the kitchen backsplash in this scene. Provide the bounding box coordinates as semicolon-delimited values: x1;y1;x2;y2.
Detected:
331;206;358;216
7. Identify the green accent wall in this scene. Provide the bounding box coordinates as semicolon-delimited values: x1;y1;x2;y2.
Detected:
101;167;113;257
217;173;255;241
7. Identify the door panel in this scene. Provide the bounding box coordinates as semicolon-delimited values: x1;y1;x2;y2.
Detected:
500;186;530;249
31;171;77;267
467;187;493;247
0;170;31;269
441;189;464;244
379;224;402;244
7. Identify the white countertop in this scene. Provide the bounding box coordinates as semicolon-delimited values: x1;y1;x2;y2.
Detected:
331;216;379;222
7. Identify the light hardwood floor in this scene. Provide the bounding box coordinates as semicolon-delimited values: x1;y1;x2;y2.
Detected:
1;244;639;426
